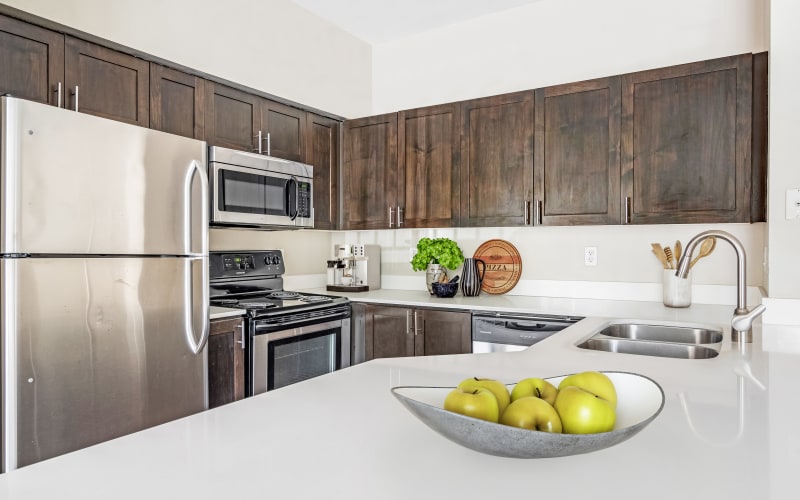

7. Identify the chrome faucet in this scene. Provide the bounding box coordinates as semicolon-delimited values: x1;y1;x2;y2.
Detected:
675;230;766;343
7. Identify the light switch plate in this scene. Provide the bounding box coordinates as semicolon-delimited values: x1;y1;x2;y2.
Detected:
786;188;800;219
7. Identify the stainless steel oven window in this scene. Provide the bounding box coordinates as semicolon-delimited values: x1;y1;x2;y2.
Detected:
251;318;350;395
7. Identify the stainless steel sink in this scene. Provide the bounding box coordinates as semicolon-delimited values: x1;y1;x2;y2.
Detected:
577;338;720;359
576;322;723;359
594;323;723;345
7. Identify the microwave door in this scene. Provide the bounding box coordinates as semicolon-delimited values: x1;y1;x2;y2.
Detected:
212;163;301;227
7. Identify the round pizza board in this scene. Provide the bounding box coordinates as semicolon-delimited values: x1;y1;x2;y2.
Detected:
473;239;522;294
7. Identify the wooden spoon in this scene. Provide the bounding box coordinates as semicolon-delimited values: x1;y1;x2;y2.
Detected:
651;243;669;269
663;247;675;269
688;237;716;270
674;240;682;263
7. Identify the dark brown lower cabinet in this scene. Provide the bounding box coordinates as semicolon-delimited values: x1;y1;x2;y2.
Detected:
362;304;471;361
208;317;245;408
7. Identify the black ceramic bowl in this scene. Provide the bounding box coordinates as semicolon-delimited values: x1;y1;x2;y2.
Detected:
431;281;459;298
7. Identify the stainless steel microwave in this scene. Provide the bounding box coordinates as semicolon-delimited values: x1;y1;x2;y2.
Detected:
208;146;314;229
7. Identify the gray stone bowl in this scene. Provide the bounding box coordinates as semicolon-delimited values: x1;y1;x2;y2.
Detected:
391;371;664;458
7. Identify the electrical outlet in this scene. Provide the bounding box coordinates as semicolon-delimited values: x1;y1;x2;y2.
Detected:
584;246;597;266
786;188;800;219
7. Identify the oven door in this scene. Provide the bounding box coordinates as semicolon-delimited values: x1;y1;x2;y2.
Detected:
210;162;313;228
249;313;351;395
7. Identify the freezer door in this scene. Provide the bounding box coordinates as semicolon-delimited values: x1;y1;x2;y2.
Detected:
0;96;207;256
1;256;208;471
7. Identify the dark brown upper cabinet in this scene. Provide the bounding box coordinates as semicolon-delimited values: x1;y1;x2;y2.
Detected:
397;103;462;228
306;112;340;230
0;14;64;106
259;100;306;162
149;64;205;139
204;82;260;152
204;81;308;162
341;113;398;230
534;77;622;225
621;54;754;224
460;91;535;227
64;36;149;127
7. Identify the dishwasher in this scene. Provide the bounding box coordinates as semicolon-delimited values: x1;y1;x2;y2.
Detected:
471;311;583;353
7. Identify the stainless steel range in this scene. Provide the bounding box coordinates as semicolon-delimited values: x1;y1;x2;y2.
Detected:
209;251;351;396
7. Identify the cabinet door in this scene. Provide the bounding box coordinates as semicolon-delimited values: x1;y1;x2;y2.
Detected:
0;14;64;106
621;54;752;224
306;113;340;230
460;91;534;227
64;36;149;127
341;113;398;230
534;77;621;225
418;309;472;356
259;99;306;161
207;317;245;408
149;64;205;139
398;103;461;228
204;82;260;152
364;305;414;361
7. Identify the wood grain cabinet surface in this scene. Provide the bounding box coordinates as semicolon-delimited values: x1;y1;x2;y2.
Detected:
621;54;756;224
207;317;245;409
341;113;399;230
362;304;471;361
149;63;205;139
459;91;535;227
397;103;462;228
306;112;340;230
0;14;63;106
534;77;622;225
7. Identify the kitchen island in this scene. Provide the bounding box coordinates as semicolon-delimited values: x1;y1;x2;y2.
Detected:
0;294;798;500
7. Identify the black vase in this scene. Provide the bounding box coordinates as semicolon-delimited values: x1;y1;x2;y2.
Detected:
460;258;486;297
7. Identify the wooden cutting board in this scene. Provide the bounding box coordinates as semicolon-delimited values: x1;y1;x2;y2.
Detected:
473;239;522;294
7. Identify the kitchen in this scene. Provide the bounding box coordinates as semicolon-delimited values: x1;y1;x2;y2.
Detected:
0;0;798;498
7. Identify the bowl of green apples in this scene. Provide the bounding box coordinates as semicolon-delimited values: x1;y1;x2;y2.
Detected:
391;371;664;458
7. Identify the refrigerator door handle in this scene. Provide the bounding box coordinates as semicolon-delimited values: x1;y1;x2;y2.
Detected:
184;160;209;256
184;257;210;355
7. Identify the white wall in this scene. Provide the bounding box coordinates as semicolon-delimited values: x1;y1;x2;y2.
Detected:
1;0;373;117
372;0;768;113
763;0;800;323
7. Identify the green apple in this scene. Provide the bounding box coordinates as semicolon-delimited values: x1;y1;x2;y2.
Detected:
557;371;617;409
443;387;500;423
554;386;616;434
457;377;511;415
510;378;558;405
500;396;563;433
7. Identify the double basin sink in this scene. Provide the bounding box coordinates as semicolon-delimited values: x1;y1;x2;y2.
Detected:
577;322;723;359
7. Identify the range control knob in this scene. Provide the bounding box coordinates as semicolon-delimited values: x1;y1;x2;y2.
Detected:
271;256;281;265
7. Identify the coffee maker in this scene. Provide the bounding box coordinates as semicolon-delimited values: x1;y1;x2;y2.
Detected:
327;244;381;292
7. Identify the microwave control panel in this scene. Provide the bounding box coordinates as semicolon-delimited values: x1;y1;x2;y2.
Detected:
297;182;311;218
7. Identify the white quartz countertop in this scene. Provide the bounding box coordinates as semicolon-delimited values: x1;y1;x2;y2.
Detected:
1;292;798;500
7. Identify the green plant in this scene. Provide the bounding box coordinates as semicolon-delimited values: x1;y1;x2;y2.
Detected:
410;237;465;271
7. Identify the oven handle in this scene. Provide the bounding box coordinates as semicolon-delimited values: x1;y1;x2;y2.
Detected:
253;309;351;334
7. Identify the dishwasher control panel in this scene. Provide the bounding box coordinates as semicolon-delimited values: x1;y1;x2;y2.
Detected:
471;311;583;353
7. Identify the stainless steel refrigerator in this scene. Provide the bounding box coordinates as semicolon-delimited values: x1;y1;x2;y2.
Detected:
0;96;209;471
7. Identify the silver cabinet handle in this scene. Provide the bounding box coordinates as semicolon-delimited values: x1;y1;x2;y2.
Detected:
70;85;79;111
397;206;404;227
53;82;62;108
265;132;271;156
254;130;263;154
388;206;395;228
413;311;421;336
406;310;412;335
524;200;530;225
237;322;245;350
624;196;631;224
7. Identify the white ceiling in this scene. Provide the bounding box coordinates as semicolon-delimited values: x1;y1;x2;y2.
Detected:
291;0;546;44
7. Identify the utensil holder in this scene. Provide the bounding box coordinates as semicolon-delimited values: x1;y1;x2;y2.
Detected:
663;270;691;308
